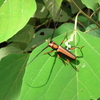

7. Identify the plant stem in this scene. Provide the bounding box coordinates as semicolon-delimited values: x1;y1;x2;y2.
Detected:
69;0;100;27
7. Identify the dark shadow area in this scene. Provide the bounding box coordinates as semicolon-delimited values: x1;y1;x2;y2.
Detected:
97;97;100;100
57;52;79;71
0;41;9;48
40;32;45;36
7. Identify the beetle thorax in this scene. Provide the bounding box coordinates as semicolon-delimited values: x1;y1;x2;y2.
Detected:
48;42;58;50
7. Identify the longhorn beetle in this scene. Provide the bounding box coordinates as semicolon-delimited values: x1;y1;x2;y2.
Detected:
26;14;83;88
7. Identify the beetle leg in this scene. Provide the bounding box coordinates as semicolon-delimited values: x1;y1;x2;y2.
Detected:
60;40;64;46
57;54;60;58
66;58;70;63
44;50;54;54
60;33;68;46
57;54;68;65
69;47;76;50
69;46;84;50
80;46;84;49
65;58;78;71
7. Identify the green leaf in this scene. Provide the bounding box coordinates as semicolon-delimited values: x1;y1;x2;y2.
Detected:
8;24;34;44
81;0;99;11
20;23;100;99
34;1;48;18
98;9;100;22
0;46;23;60
0;0;36;42
0;0;4;6
58;7;71;22
0;54;29;100
25;28;54;51
43;0;63;20
85;24;100;37
70;0;85;14
75;31;100;99
8;42;28;51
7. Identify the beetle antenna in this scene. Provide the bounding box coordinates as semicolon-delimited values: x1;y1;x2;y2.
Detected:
50;10;62;41
26;10;62;88
27;45;49;66
26;53;56;88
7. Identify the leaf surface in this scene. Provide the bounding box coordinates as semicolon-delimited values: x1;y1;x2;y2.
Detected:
20;23;100;100
0;0;36;42
0;54;29;100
